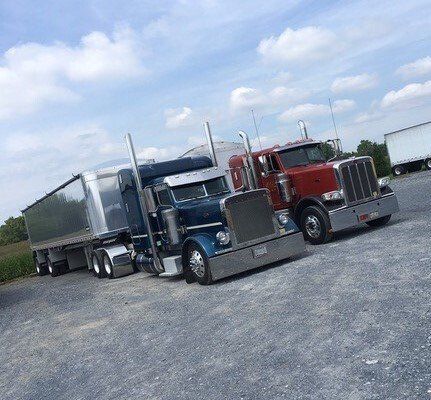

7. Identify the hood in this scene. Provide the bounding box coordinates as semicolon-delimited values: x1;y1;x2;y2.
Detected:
287;161;339;197
176;194;226;227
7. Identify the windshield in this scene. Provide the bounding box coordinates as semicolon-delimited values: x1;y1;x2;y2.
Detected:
171;177;230;202
278;145;326;168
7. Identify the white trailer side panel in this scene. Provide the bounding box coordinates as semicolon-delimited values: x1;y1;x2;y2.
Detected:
385;121;431;166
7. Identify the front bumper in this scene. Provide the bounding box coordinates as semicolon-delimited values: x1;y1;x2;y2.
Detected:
328;193;399;232
208;232;305;281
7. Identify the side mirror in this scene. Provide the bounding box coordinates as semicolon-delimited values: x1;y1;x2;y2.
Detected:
143;187;157;213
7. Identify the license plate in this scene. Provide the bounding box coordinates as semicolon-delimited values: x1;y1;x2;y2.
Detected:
252;245;268;258
358;211;379;222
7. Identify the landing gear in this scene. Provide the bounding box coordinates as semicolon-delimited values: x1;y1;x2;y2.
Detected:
300;206;333;245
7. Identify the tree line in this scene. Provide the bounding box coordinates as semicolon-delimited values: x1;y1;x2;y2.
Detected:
322;139;391;178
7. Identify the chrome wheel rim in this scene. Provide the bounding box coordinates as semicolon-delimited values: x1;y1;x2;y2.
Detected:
93;257;100;274
394;167;402;175
305;215;321;239
427;160;431;168
189;250;205;278
36;264;40;274
48;263;53;274
104;259;112;275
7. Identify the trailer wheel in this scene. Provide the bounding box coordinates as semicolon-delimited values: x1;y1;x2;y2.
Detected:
92;251;106;279
300;206;333;245
47;257;60;277
102;253;114;279
366;215;391;227
186;243;212;285
425;159;431;170
392;165;406;176
35;259;48;276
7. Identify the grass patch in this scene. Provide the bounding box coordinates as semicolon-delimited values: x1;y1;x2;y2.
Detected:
0;241;34;283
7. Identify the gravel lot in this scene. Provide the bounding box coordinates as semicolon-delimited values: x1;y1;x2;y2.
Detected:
1;171;430;400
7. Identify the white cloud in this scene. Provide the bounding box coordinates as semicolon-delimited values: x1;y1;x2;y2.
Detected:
381;80;431;109
164;107;195;129
0;27;146;120
257;26;340;65
230;85;311;114
331;73;378;93
396;56;431;79
279;99;355;122
229;87;266;112
354;111;384;124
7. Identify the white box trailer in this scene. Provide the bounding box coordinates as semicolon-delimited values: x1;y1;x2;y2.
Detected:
385;121;431;176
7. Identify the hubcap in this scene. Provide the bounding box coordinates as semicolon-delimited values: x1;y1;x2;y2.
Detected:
48;263;53;274
189;250;205;278
36;264;40;273
104;259;112;275
395;167;402;175
93;257;100;274
305;215;321;239
427;160;431;168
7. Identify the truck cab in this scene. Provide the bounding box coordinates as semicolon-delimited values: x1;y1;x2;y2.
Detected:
228;137;399;244
118;153;305;285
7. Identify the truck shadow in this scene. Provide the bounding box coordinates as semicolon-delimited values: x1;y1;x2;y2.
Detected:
331;217;404;244
214;253;309;285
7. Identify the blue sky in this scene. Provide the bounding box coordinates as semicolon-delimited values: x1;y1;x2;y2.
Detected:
1;0;431;222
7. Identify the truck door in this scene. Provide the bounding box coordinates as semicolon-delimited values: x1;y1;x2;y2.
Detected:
258;155;285;210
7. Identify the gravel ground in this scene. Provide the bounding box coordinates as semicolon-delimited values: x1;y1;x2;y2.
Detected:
1;171;430;400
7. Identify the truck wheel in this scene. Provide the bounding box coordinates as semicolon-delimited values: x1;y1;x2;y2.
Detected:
92;251;106;279
392;165;406;176
366;215;391;227
35;259;48;276
102;253;114;279
300;206;333;245
187;243;212;285
425;159;431;170
47;257;60;277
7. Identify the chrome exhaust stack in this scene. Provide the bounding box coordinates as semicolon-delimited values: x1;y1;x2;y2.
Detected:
204;121;218;168
238;130;258;190
125;133;164;274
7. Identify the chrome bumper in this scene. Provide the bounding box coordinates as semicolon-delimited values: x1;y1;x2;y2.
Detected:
208;232;305;281
328;193;399;232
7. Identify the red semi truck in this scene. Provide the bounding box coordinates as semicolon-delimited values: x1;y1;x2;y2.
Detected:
208;132;399;244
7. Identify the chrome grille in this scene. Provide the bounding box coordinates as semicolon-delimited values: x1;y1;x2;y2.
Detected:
223;189;276;246
339;158;379;205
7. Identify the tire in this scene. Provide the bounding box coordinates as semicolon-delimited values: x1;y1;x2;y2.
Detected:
102;252;114;279
300;205;333;245
392;165;406;176
366;214;391;227
47;257;60;277
92;251;106;279
186;243;212;285
35;259;48;276
425;159;431;170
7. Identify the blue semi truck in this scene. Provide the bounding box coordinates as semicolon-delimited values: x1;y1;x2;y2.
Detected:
22;127;305;284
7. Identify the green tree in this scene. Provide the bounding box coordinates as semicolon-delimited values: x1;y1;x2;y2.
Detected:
356;140;391;177
0;216;28;246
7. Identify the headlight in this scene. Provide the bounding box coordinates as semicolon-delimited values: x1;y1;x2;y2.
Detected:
278;213;289;225
321;190;343;201
378;177;390;188
216;230;230;245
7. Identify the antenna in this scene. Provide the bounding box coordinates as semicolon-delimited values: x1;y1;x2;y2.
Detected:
328;98;339;140
251;109;263;152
